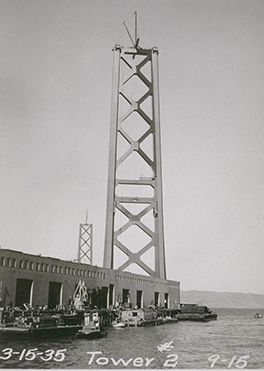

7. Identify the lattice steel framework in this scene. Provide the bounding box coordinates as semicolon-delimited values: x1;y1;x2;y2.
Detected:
103;39;166;279
78;223;93;264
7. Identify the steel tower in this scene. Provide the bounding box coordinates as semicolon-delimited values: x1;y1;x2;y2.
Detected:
104;14;166;279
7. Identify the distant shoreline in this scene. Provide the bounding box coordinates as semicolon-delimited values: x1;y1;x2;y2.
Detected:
181;290;264;309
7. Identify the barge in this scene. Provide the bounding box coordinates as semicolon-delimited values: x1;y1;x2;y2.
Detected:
0;312;83;339
177;304;217;321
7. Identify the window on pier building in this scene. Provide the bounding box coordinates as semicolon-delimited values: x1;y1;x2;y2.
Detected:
11;258;16;268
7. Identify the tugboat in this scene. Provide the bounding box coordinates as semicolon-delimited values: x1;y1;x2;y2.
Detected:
177;304;217;321
76;311;107;339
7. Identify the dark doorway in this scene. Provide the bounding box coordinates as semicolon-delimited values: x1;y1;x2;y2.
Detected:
164;293;169;308
48;282;61;309
109;284;114;307
136;290;143;308
101;287;108;308
154;292;159;307
89;288;98;308
122;289;130;304
15;279;32;307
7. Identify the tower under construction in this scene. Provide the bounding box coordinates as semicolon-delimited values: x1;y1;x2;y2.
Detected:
104;14;166;280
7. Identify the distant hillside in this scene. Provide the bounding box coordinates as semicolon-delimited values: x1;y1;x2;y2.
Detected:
180;290;264;308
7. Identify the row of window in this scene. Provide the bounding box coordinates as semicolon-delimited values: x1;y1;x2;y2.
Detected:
115;274;155;286
0;256;106;279
158;281;176;287
0;257;34;270
1;256;178;289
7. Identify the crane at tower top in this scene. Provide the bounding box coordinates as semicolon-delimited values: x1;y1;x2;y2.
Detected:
123;11;141;50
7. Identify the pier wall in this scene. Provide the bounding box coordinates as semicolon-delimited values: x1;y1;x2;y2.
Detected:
0;248;180;310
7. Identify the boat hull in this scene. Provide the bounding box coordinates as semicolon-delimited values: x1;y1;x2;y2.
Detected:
0;325;82;340
177;313;217;322
112;322;126;328
76;330;107;339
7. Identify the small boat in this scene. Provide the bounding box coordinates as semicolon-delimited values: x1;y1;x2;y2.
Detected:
177;304;217;322
253;313;263;319
76;312;107;339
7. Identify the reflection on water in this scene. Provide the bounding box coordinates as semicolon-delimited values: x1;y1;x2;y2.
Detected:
0;308;263;369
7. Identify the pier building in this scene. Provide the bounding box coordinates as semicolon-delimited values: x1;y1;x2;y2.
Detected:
0;248;180;309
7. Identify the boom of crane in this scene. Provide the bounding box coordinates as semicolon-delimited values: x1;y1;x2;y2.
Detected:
73;280;88;310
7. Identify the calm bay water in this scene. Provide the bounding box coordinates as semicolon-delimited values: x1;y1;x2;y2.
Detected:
0;308;263;369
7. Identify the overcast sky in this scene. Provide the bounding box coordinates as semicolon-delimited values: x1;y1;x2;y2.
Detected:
1;0;264;295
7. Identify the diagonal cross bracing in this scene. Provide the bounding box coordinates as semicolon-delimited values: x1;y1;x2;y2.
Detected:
78;223;93;264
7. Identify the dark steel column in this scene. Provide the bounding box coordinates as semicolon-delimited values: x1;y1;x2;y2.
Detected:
104;45;121;268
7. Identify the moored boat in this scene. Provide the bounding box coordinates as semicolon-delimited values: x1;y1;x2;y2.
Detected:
76;311;107;339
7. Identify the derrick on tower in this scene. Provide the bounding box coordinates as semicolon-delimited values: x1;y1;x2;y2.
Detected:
104;13;166;279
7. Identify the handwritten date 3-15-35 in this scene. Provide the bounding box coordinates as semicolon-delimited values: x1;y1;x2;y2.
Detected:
0;348;66;362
